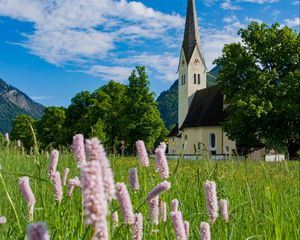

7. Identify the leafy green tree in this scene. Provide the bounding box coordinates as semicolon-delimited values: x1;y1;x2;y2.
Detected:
125;66;164;151
10;114;36;150
65;82;127;153
65;91;93;137
37;107;67;148
214;22;300;159
98;81;128;153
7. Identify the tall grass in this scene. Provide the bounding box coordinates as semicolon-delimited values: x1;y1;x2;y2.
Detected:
0;143;299;239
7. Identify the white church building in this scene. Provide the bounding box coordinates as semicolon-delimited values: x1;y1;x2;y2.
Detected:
168;0;236;156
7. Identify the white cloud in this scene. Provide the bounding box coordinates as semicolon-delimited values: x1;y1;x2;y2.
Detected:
85;65;133;82
245;17;263;24
0;0;183;82
292;1;299;5
31;96;53;100
201;21;244;70
239;0;277;3
223;15;237;23
115;53;179;82
284;17;300;27
221;1;242;10
0;0;245;82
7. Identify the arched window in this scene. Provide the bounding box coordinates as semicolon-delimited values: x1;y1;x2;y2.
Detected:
225;146;229;153
209;133;216;149
198;74;200;84
194;74;197;84
181;75;186;85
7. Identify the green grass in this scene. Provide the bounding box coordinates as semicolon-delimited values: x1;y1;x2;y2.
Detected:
0;143;299;239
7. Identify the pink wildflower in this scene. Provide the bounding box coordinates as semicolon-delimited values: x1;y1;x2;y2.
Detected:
0;216;6;224
52;172;63;203
155;147;169;179
129;168;140;191
220;199;229;222
132;213;143;240
200;222;211;240
81;161;108;238
73;134;86;165
171;199;179;212
158;142;167;152
85;138;115;201
115;182;134;225
149;196;159;225
62;168;70;186
147;181;171;200
159;201;167;222
27;222;50;240
112;211;119;227
135;140;149;167
48;150;59;178
204;181;218;223
68;177;81;197
18;176;36;221
170;211;187;240
184;221;190;238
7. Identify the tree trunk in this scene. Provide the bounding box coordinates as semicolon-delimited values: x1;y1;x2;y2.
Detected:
287;142;300;160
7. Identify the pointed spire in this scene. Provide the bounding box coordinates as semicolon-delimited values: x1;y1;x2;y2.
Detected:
182;0;206;67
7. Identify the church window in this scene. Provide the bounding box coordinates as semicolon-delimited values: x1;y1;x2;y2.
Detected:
225;146;229;153
198;74;200;84
209;133;216;149
181;75;186;85
194;74;197;84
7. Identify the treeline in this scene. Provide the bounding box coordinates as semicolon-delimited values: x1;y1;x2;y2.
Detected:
9;66;167;154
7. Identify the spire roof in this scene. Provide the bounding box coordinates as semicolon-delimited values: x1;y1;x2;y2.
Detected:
182;0;206;66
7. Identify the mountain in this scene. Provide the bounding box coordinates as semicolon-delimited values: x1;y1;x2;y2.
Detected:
156;65;220;130
0;79;45;133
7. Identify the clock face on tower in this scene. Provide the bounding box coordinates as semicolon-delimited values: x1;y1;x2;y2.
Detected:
193;58;200;65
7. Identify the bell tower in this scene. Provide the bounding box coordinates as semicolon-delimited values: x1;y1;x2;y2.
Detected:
178;0;207;128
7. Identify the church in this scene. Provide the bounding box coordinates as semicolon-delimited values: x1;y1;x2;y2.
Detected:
168;0;236;156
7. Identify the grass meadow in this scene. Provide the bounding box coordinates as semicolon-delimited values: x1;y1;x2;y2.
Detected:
0;143;299;239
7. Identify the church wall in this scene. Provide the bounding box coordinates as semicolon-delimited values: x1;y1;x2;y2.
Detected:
187;47;207;96
223;132;237;155
178;50;189;128
178;48;207;128
180;126;224;155
168;136;181;155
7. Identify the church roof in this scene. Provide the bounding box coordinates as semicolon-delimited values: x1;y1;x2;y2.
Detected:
182;0;206;67
168;123;180;137
179;85;224;130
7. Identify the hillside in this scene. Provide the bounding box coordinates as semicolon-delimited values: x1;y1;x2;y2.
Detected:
0;79;45;133
157;66;220;129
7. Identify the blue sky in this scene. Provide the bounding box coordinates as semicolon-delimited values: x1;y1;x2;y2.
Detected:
0;0;299;106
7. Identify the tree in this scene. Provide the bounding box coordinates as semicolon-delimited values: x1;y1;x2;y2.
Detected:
98;81;128;153
65;82;126;152
125;66;164;151
214;22;300;159
10;114;36;150
37;107;68;149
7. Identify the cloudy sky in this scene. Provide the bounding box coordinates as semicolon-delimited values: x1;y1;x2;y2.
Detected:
0;0;299;106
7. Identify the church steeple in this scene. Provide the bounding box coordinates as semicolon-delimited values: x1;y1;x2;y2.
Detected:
182;0;206;67
178;0;207;128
